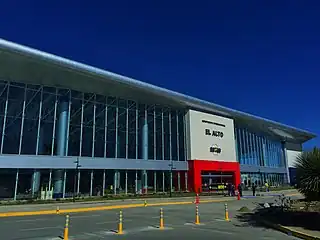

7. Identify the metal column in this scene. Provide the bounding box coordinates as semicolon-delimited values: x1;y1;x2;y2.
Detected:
162;171;165;193
114;171;117;195
102;170;106;197
53;98;69;198
170;171;173;193
142;112;148;193
77;171;80;195
62;170;66;199
14;169;19;201
31;170;41;198
125;171;128;195
185;172;188;191
135;170;138;193
177;172;181;191
154;171;157;193
48;170;52;192
90;170;94;196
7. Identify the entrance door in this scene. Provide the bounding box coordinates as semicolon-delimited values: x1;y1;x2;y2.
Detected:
201;171;234;192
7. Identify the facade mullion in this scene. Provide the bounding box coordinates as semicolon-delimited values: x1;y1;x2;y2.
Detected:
126;100;129;159
35;87;43;155
183;112;187;161
238;129;243;164
0;83;9;154
161;109;164;160
245;129;250;165
79;93;84;157
135;103;138;159
92;95;96;158
115;98;119;158
169;111;172;161
18;86;27;155
176;110;179;161
252;133;257;166
51;89;58;156
104;97;108;158
65;91;72;155
154;107;156;160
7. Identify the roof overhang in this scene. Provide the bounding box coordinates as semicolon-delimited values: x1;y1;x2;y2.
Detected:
0;38;316;143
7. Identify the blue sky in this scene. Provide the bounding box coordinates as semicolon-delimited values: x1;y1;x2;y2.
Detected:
0;1;319;148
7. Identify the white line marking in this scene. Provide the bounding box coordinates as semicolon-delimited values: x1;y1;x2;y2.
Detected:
13;218;49;223
191;227;234;235
19;226;62;231
71;214;101;219
95;219;133;225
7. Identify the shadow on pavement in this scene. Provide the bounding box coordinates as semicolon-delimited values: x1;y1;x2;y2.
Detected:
235;201;320;232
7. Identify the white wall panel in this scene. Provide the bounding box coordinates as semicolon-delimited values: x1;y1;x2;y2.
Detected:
186;110;237;162
286;150;301;168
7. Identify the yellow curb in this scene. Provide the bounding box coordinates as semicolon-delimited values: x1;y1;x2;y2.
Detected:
0;192;297;218
262;220;320;240
0;198;234;218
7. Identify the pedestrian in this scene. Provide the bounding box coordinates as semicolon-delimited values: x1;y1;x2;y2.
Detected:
227;183;232;196
231;184;235;196
238;183;243;197
252;183;256;196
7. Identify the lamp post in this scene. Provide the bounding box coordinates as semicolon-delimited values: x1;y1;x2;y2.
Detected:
168;161;176;198
73;157;81;202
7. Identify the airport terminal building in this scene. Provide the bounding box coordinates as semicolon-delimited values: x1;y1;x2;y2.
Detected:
0;39;316;200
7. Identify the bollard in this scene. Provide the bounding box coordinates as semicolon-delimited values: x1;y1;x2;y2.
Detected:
195;205;200;225
117;210;123;234
144;200;147;207
224;203;229;221
194;193;200;204
56;206;60;214
63;214;69;240
159;208;164;229
237;192;241;200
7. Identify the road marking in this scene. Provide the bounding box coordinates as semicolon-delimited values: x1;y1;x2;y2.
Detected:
95;219;133;225
184;222;206;226
3;218;50;223
19;226;62;231
72;214;101;219
191;226;234;235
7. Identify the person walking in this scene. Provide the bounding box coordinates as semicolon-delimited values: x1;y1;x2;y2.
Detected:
227;183;232;196
238;183;243;197
252;183;256;196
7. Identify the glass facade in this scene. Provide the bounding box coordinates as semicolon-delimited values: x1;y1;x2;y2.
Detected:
0;80;293;199
0;81;186;161
235;127;284;168
235;127;286;186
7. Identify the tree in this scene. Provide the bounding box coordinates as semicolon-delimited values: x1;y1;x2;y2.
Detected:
294;147;320;201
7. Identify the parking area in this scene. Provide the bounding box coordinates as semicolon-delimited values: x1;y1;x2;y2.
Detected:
0;198;299;240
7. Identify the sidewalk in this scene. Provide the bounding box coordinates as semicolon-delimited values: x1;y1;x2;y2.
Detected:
262;220;320;240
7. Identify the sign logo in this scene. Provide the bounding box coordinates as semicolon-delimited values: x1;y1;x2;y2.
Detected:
205;129;224;138
210;144;222;155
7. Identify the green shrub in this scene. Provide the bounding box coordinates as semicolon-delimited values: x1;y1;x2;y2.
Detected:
295;147;320;201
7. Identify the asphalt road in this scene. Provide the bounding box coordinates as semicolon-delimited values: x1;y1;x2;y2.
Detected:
0;195;299;240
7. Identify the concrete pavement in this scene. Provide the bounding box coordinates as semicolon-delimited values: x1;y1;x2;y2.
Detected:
0;195;300;240
0;189;299;216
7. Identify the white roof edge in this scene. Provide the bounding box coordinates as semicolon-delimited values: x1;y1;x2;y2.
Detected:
0;38;316;141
